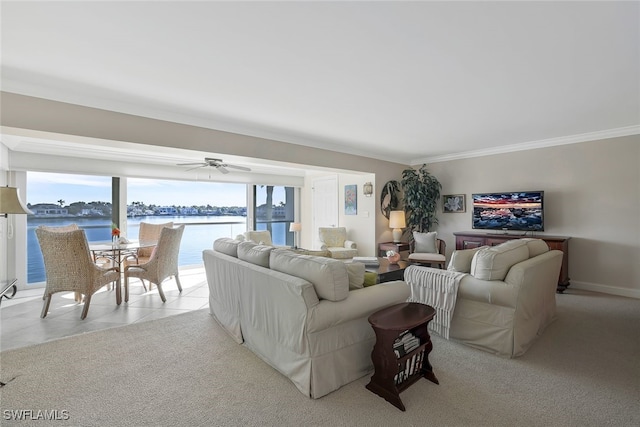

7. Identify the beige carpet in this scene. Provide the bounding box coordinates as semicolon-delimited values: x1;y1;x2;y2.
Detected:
1;289;638;426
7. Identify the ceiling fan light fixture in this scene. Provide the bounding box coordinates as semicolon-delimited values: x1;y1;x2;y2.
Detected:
176;157;251;174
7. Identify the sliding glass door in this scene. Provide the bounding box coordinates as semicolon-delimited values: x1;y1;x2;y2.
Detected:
254;185;296;247
126;178;247;267
26;173;300;285
26;172;113;285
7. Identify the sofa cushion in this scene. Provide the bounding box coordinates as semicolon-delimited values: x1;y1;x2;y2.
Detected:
346;262;365;290
327;248;358;259
448;246;488;273
522;238;549;258
270;249;349;302
470;239;530;281
213;238;241;258
244;230;273;246
288;248;331;257
237;241;274;268
414;231;438;253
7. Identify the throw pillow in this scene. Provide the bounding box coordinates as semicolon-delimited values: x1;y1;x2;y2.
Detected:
346;262;365;290
470;240;530;281
447;246;488;273
213;237;241;258
521;238;549;258
244;230;273;246
270;249;349;302
237;241;274;268
414;231;438;253
363;272;378;287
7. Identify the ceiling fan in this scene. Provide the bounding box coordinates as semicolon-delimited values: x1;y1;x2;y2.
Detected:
177;157;252;174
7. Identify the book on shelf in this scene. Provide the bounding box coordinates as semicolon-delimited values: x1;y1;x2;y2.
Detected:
352;256;380;266
393;330;421;358
394;351;426;385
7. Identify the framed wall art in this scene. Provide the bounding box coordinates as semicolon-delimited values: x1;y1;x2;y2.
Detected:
345;185;357;215
443;194;466;213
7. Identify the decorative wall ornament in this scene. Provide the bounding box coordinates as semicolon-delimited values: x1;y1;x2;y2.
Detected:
363;182;373;197
380;180;401;219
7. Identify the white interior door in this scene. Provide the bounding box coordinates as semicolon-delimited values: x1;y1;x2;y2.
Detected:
312;175;338;249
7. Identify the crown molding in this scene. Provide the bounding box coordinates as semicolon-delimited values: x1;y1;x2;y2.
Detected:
413;125;640;165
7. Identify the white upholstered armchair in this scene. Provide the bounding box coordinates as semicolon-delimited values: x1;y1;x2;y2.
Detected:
318;227;357;259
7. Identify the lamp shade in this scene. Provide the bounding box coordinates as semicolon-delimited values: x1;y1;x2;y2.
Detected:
388;211;406;229
289;222;302;232
0;186;33;215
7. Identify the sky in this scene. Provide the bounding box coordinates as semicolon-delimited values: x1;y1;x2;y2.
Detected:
25;172;277;207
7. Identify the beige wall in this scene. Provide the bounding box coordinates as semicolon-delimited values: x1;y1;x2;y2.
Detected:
3;92;637;297
428;136;640;298
0;92;406;254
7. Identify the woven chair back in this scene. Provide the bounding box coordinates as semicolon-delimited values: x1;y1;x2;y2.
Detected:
35;228;94;294
38;223;80;232
152;225;185;280
138;222;174;257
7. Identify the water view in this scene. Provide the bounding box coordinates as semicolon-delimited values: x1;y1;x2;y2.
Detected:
27;215;289;284
25;173;295;285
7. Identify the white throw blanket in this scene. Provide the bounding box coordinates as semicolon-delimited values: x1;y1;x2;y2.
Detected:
404;265;466;339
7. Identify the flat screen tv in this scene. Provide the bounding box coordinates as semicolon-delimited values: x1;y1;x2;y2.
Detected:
472;191;544;232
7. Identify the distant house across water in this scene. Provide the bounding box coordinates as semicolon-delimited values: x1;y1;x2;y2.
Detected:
30;204;71;217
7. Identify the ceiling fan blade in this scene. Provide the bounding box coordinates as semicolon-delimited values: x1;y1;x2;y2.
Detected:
177;162;207;166
216;165;230;174
184;165;207;172
224;164;252;172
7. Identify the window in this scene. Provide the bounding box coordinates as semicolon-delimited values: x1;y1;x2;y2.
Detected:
27;172;113;284
26;173;250;285
254;185;296;246
127;178;247;266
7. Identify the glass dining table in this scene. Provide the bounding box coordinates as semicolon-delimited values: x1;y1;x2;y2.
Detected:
89;240;157;270
88;240;157;303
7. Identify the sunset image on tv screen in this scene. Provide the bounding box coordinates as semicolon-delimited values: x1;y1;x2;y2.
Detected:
472;192;544;231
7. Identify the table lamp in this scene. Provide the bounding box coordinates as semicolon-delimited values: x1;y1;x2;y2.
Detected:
1;185;32;240
1;186;32;387
0;186;33;217
388;210;406;243
289;222;301;249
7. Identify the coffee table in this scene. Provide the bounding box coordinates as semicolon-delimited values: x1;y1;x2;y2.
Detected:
365;257;411;283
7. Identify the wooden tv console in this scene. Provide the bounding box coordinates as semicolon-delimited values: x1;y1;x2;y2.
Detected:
453;232;571;293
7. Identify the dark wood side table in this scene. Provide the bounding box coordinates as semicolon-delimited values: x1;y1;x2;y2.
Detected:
378;241;411;257
366;302;438;411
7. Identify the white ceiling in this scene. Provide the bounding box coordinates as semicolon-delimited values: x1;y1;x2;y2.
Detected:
1;1;639;166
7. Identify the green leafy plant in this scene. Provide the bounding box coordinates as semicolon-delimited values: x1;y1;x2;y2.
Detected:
400;164;442;233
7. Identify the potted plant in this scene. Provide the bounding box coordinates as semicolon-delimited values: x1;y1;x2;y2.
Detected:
400;164;442;234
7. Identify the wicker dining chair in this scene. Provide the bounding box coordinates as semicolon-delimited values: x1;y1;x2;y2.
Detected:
37;223;117;298
35;228;121;320
37;224;86;301
124;224;185;303
123;221;173;290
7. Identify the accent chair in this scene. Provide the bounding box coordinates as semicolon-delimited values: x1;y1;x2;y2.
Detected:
318;227;357;259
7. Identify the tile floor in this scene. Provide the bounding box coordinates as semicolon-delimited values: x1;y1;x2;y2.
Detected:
0;265;209;352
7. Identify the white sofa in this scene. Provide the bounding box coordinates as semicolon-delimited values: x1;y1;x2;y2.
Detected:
405;238;563;357
203;238;410;398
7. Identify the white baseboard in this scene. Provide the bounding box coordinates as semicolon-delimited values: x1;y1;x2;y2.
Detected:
570;280;640;299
